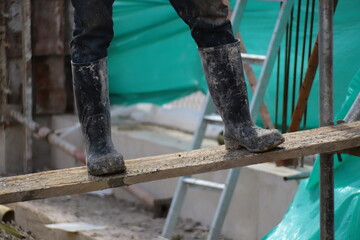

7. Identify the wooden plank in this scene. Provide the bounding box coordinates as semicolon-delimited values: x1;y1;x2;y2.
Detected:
1;121;360;204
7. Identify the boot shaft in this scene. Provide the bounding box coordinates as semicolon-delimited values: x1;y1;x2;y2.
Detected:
198;40;252;126
72;57;111;123
71;57;125;175
71;57;114;153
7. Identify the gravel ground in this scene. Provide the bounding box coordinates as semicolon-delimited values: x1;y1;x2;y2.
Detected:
1;194;231;240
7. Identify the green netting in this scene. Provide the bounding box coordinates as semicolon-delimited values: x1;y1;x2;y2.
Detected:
108;0;360;129
262;67;360;240
108;0;205;105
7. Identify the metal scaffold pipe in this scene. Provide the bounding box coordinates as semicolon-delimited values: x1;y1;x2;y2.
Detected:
344;93;360;123
318;0;334;239
7;109;86;164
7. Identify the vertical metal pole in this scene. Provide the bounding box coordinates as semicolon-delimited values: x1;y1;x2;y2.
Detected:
231;0;248;32
318;0;334;239
190;93;215;150
22;0;33;173
344;93;360;123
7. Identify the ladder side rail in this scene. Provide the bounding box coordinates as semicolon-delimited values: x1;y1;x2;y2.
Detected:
250;0;296;121
190;92;216;150
170;0;251;237
207;1;294;237
207;0;274;237
163;0;295;237
207;168;241;240
162;94;216;237
231;0;248;32
344;93;360;123
161;175;190;238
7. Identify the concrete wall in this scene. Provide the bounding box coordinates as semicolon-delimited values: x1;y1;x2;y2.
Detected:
50;114;300;240
50;115;84;170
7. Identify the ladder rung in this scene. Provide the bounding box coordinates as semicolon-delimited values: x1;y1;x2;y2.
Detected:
203;114;223;124
241;53;266;65
183;178;225;191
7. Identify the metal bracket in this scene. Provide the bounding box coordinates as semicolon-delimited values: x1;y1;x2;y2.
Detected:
337;147;360;158
0;104;21;125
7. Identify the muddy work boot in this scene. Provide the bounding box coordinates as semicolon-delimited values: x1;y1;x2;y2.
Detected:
199;40;284;152
72;57;126;175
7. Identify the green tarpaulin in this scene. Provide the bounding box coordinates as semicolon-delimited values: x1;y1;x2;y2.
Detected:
108;1;360;238
263;68;360;240
108;0;360;129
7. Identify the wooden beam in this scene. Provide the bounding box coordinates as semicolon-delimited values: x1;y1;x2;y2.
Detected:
1;121;360;204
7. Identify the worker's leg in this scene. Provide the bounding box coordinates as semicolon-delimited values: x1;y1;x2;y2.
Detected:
169;0;235;48
71;0;125;175
71;0;114;63
170;0;284;152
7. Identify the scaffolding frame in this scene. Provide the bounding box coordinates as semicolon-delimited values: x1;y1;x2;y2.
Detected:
318;0;335;238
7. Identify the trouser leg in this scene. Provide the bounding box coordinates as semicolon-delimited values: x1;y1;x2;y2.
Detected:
169;0;236;47
71;0;115;63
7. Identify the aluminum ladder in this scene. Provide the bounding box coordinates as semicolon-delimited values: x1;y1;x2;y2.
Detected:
162;0;295;239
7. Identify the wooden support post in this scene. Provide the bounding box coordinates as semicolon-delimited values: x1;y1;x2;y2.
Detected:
0;1;7;117
0;0;8;172
0;0;27;175
22;0;33;173
0;121;360;204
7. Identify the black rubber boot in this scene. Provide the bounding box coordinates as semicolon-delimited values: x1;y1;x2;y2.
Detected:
199;40;285;152
72;57;126;175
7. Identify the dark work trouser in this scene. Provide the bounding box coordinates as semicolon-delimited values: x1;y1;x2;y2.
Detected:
70;0;236;63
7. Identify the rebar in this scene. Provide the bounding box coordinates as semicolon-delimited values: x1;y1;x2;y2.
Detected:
8;109;85;164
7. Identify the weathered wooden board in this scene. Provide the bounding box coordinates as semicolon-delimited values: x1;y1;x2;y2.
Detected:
1;121;360;204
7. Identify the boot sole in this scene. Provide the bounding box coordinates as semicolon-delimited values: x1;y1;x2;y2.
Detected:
88;165;127;176
225;137;285;153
